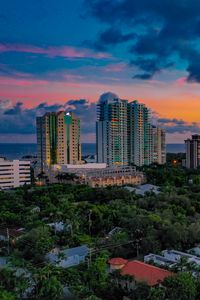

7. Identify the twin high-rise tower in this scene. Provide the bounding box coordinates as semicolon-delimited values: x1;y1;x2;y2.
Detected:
96;95;166;166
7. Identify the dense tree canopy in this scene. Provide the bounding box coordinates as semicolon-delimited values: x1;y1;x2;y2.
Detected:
1;164;200;298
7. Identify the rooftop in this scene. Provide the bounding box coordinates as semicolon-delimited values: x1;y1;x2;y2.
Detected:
109;259;173;286
108;257;128;265
125;184;160;196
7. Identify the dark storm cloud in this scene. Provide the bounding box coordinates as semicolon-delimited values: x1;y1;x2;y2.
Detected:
65;99;96;135
157;118;200;134
92;28;136;50
4;102;23;115
0;99;96;136
85;0;200;82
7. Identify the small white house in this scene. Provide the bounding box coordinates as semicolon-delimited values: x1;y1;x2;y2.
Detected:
46;245;89;268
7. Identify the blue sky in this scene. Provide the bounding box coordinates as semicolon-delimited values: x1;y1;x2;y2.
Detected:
0;0;200;143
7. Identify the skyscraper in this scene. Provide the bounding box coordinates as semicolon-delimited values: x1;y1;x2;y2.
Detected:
96;96;128;166
185;134;200;169
37;111;81;172
152;126;166;164
96;94;166;167
128;101;152;166
36;112;57;172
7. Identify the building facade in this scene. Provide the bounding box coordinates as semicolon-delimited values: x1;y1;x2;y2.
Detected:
0;158;31;189
80;166;145;187
152;126;166;164
128;101;152;166
97;97;128;166
36;111;81;172
96;95;166;167
57;112;81;165
185;134;200;168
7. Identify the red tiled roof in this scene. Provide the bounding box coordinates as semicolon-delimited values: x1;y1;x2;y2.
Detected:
108;257;128;265
121;260;173;286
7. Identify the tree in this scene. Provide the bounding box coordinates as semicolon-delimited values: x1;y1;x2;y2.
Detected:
128;281;150;299
85;296;103;300
164;273;197;300
17;226;54;262
149;286;165;300
32;265;63;300
0;290;16;300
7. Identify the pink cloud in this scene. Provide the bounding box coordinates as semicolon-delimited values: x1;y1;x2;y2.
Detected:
0;43;110;59
175;76;187;86
104;62;127;72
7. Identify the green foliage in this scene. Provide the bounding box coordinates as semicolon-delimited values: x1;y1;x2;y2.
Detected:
164;272;197;300
1;164;200;299
0;290;16;300
17;226;54;263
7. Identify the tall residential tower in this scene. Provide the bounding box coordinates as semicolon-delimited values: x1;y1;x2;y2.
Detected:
96;93;166;167
96;96;128;166
36;111;81;172
185;134;200;169
152;126;166;164
128;100;152;166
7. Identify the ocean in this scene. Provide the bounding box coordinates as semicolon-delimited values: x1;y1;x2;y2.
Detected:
0;143;96;160
0;143;185;160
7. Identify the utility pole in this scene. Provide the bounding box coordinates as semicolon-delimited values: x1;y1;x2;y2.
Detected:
88;210;92;235
87;247;92;268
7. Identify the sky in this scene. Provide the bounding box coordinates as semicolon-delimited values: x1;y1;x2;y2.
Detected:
0;0;200;143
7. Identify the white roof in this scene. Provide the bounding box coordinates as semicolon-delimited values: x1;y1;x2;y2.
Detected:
125;184;160;195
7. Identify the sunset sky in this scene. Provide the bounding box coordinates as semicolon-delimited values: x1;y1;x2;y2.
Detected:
0;0;200;143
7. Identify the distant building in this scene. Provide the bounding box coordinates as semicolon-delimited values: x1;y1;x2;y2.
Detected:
124;184;160;196
82;166;145;188
46;245;89;268
185;134;200;168
144;253;175;268
49;164;145;187
128;101;152;166
96;94;166;167
162;249;200;266
36;111;81;173
108;258;173;287
152;126;166;164
0;158;31;189
96;97;128;166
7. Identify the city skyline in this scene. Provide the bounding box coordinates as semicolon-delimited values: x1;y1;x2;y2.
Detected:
0;0;200;144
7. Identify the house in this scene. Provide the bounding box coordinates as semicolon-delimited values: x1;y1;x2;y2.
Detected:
47;221;65;233
124;184;160;196
46;245;89;268
108;258;173;287
144;253;175;268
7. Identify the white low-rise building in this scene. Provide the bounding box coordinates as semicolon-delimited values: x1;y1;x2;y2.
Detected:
125;184;160;196
162;249;200;266
0;158;31;189
144;253;175;267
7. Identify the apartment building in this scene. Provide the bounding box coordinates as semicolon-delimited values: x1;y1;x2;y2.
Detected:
0;158;31;189
36;111;81;172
